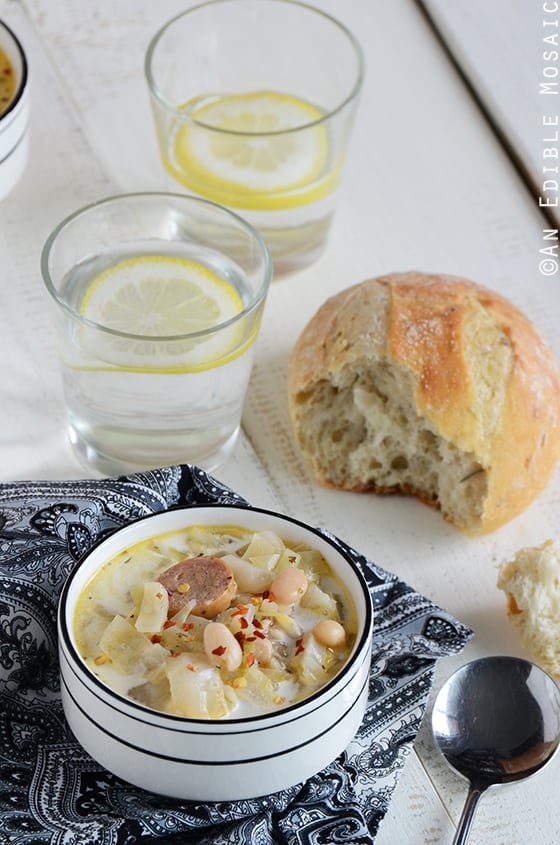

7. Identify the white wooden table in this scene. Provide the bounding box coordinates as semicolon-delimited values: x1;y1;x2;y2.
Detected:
1;0;559;842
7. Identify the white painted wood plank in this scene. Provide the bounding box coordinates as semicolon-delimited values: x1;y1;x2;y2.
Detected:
375;747;456;844
420;0;560;225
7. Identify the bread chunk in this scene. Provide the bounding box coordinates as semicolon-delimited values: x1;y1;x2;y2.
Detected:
498;541;560;676
288;272;560;534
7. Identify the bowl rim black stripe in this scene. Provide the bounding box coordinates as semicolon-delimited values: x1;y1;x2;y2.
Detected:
60;668;369;766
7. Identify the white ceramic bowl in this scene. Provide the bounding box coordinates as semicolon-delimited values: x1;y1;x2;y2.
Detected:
0;20;29;200
58;504;373;801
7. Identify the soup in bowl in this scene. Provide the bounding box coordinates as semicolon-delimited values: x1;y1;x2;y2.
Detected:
58;504;373;801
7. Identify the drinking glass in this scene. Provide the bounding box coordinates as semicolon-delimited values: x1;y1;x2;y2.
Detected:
145;0;364;275
41;192;272;475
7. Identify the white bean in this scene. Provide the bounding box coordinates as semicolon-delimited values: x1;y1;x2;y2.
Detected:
313;619;347;649
203;622;242;671
270;567;308;605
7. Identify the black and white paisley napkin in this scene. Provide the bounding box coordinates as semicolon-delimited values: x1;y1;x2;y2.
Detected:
0;465;472;845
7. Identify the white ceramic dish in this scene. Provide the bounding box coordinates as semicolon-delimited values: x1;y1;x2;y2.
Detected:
58;504;373;801
0;19;29;201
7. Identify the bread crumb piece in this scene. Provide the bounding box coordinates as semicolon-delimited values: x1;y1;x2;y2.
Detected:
497;540;560;676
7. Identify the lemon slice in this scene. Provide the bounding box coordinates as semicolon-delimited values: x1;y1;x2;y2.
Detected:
79;256;245;371
170;91;336;211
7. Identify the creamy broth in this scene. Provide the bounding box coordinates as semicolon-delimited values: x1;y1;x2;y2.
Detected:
0;47;16;115
74;524;358;719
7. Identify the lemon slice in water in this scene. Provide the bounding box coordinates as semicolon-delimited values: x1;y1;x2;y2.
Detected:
80;256;245;371
170;91;334;211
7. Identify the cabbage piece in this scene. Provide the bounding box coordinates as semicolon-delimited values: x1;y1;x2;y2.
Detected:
244;530;284;559
221;553;273;593
235;665;276;708
293;632;334;686
98;615;167;675
248;553;280;571
160;605;206;652
261;667;299;705
273;549;302;572
106;547;167;600
178;526;250;558
297;549;330;580
134;581;169;632
275;612;303;639
129;664;170;711
76;607;116;657
170;598;197;626
165;655;228;718
300;582;338;618
257;598;279;618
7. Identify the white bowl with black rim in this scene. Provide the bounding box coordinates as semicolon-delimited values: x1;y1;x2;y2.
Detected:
58;504;373;801
0;19;29;200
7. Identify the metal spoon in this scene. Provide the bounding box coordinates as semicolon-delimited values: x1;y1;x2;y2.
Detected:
432;656;560;845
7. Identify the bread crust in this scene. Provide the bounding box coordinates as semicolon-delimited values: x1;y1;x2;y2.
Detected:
288;272;560;534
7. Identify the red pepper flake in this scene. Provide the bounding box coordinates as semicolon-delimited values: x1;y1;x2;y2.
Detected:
234;631;246;648
245;636;257;642
295;637;305;656
170;651;181;658
150;635;162;644
246;653;255;667
253;630;266;639
239;616;249;629
262;590;270;600
163;620;176;629
232;603;249;617
182;622;194;631
212;645;227;656
186;663;198;672
253;618;263;629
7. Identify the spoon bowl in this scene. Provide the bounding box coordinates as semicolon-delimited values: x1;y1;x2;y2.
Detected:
432;656;560;845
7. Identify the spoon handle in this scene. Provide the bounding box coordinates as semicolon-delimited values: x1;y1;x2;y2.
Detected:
452;785;486;845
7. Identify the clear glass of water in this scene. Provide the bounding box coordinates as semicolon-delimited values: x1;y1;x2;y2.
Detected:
41;192;272;475
145;0;364;276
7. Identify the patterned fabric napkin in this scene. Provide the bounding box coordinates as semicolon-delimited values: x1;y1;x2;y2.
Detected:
0;466;472;845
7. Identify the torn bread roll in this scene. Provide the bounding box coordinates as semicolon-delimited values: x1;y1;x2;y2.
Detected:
288;272;560;534
498;540;560;676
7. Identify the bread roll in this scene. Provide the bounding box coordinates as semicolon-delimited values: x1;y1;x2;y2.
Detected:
288;272;560;534
497;540;560;676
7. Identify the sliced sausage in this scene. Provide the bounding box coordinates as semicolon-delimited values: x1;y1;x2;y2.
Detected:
158;556;237;618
